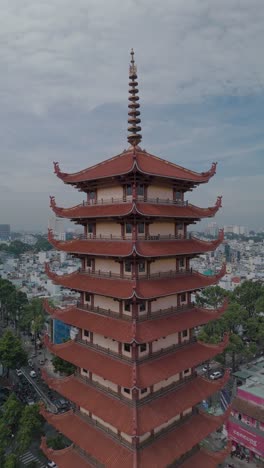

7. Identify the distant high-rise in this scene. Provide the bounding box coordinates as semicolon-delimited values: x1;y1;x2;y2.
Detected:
0;224;10;241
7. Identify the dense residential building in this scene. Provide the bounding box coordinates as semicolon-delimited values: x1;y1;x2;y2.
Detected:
228;359;264;463
40;51;231;467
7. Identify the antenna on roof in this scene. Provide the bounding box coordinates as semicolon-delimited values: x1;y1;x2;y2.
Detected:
127;49;142;148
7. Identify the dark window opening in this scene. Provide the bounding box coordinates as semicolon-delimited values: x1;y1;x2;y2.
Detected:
82;368;88;374
140;343;147;352
138;261;145;273
182;329;188;337
141;388;148;394
179;258;185;268
125;261;132;272
85;293;91;302
137;184;144;196
180;293;186;302
183;369;190;374
124;343;131;352
139;302;146;312
125;223;132;234
88;191;96;200
124;301;131;312
126;184;132;196
84;330;90;337
87;223;95;234
87;258;92;268
138;222;145;234
124;388;131;394
175;191;182;200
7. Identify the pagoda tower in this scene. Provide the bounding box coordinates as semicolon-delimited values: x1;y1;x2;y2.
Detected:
41;50;231;467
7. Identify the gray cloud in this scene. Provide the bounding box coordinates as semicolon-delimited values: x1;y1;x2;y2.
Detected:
0;0;263;230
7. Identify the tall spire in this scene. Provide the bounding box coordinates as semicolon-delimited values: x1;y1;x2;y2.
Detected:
127;49;142;147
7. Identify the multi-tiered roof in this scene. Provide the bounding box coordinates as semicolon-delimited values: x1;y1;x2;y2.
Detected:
42;50;230;467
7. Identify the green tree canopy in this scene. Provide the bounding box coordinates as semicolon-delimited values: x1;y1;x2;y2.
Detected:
52;355;76;376
1;393;23;431
16;405;43;454
0;331;27;376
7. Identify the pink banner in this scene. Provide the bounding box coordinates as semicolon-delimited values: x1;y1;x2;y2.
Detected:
227;420;264;456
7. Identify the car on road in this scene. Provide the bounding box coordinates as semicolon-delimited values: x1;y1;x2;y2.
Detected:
47;461;57;468
29;370;37;378
202;365;212;372
209;371;222;380
16;369;23;376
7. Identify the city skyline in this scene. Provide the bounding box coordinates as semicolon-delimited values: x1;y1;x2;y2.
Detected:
0;1;264;230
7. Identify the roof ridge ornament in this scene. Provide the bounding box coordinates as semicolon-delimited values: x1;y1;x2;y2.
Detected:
127;49;142;148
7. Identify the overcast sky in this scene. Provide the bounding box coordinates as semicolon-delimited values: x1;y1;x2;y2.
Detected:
0;0;263;231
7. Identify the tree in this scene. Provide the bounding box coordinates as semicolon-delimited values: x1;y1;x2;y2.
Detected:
47;434;69;450
20;298;46;349
16;405;43;454
52;355;76;376
3;454;17;468
1;393;22;432
34;236;52;252
0;331;27;377
232;280;264;317
226;334;244;372
196;286;227;309
0;419;11;465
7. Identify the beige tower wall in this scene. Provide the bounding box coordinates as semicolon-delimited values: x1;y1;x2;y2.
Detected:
152;332;179;352
93;333;119;353
147;185;173;200
149;222;175;236
92;373;118;392
97;186;123;201
152;294;178;312
96;221;121;237
150;258;176;274
94;295;119;312
153;373;180;391
95;258;120;274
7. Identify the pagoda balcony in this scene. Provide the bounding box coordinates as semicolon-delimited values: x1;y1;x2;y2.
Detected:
76;371;196;406
79;267;193;280
76;300;195;321
83;196;189;207
75;335;197;363
40;404;230;467
74;406;197;450
77;232;191;241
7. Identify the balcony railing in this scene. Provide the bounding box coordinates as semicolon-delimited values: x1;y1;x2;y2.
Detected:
83;197;188;206
74;406;194;450
76;336;197;363
76;232;192;241
76;301;195;322
79;267;193;280
75;408;132;450
76;371;197;407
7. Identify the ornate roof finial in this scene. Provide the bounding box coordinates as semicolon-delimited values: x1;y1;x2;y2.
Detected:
127;48;142;148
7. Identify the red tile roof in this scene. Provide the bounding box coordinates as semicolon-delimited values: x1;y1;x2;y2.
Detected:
40;407;134;467
40;437;91;468
44;299;228;343
45;263;226;299
40;406;230;468
48;229;224;258
42;369;230;435
49;197;222;220
180;442;232;468
139;409;231;468
54;149;217;185
44;334;228;388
